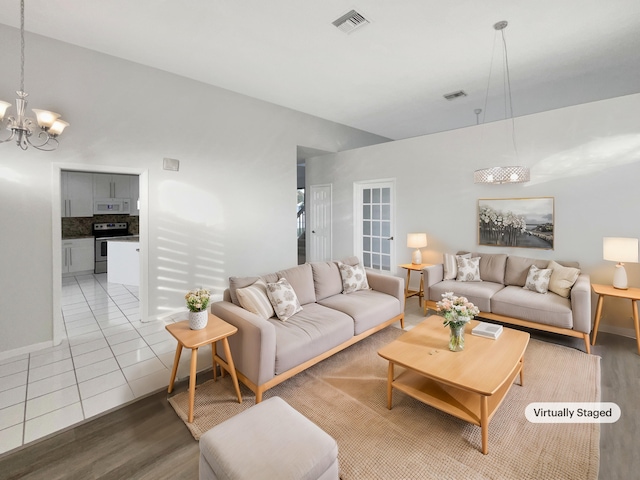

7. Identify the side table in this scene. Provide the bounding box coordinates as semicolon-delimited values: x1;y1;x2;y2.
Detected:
398;263;431;307
591;283;640;354
166;313;243;422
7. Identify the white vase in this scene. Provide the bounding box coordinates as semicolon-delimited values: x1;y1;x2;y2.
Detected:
188;310;208;330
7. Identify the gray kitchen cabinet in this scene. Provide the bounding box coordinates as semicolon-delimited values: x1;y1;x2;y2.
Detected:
61;171;94;218
93;173;131;199
62;238;95;275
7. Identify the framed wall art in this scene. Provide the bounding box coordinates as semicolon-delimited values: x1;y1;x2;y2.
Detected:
478;197;554;250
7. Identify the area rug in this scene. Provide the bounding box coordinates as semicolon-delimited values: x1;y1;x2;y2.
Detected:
169;327;600;479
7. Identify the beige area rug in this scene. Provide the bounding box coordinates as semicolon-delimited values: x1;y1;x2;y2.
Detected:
169;327;600;479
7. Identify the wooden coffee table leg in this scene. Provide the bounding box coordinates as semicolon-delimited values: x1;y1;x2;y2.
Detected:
519;357;524;386
387;362;394;410
481;396;489;455
167;342;183;394
188;347;198;423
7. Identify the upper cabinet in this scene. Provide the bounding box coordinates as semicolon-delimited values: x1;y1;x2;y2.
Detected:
93;173;131;199
129;175;140;216
61;171;94;217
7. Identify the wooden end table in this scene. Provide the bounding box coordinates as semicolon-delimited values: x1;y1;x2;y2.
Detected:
378;317;529;454
591;283;640;354
399;263;431;307
166;313;242;422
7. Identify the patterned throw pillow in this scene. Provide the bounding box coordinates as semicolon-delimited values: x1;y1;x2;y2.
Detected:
266;278;302;321
456;256;481;282
338;261;370;294
523;265;553;294
444;253;471;280
236;279;274;319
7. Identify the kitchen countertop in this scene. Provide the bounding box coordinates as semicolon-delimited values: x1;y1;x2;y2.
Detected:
106;236;140;242
62;235;95;240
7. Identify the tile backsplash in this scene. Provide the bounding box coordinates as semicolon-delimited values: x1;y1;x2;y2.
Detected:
62;215;139;238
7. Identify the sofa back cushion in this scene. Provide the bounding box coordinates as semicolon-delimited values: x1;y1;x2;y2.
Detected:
504;256;550;287
277;264;316;305
310;261;343;301
228;276;260;306
477;253;507;284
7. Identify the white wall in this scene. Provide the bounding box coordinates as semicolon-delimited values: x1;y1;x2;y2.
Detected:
307;93;640;334
0;26;388;355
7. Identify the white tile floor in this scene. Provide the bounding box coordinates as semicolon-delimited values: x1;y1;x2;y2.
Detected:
0;273;202;455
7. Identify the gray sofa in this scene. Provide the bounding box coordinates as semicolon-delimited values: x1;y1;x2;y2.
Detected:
422;253;592;353
211;257;405;403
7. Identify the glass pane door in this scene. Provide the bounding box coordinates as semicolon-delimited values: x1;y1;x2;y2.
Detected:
356;181;394;272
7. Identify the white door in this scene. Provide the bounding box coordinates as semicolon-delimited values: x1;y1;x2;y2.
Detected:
309;184;332;262
354;180;395;272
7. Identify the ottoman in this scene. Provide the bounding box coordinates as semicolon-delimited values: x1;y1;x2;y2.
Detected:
199;396;339;480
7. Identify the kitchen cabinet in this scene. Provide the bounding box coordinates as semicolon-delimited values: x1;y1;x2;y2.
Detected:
61;171;94;217
93;173;132;199
129;175;140;216
62;238;95;275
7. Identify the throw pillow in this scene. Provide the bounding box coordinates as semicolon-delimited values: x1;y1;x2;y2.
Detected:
548;260;581;298
456;256;481;282
338;261;370;294
523;265;552;294
266;278;302;322
443;253;471;280
236;279;274;319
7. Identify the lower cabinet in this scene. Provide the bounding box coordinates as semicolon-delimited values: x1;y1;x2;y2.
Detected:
62;238;95;275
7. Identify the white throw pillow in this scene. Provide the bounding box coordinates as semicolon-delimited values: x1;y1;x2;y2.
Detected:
444;253;471;280
338;261;370;294
456;256;481;282
523;265;552;294
547;260;581;298
236;279;274;319
266;278;302;321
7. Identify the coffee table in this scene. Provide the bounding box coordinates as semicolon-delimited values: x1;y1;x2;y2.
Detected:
378;317;529;454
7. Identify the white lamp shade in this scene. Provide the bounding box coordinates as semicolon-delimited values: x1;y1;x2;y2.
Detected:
0;100;11;120
32;109;61;129
48;119;69;136
407;233;427;249
603;237;639;263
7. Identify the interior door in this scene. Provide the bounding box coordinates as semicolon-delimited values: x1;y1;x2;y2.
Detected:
309;184;332;262
355;180;395;272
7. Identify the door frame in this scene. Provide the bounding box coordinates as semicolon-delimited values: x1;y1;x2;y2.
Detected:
52;163;149;345
308;183;333;262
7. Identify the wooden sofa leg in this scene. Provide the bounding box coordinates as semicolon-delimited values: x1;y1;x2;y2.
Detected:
583;334;591;354
255;389;263;404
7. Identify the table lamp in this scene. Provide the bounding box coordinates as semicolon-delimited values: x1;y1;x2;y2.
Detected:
407;233;427;265
603;237;638;289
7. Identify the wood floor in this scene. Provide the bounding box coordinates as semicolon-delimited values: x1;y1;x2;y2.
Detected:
0;302;637;480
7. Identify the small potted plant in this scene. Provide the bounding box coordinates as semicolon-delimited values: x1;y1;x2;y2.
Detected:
436;291;480;351
185;288;211;330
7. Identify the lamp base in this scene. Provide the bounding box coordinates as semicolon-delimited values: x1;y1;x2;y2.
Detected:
612;263;628;290
411;249;422;265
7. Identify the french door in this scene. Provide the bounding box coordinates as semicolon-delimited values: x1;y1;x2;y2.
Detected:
354;180;395;272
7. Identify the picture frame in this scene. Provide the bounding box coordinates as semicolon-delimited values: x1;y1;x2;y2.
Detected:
478;197;554;249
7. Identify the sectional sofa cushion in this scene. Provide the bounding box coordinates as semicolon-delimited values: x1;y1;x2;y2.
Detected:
277;264;316;305
235;279;274;319
477;253;508;284
228;276;260;306
504;256;550;287
269;303;353;374
429;279;503;312
548;260;581;298
318;289;401;335
491;286;573;329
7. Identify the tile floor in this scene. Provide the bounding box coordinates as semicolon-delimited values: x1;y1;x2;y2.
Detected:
0;273;201;455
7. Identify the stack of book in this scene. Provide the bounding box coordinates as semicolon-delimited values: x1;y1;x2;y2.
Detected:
472;322;503;339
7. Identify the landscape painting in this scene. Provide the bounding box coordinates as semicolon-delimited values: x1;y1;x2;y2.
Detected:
478;197;554;249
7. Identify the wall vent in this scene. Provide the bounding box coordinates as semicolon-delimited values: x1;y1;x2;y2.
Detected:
332;10;369;34
443;90;468;101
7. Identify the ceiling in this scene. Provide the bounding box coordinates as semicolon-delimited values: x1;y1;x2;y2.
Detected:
1;0;639;141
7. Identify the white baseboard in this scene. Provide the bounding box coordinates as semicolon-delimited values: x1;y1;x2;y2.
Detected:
0;340;58;362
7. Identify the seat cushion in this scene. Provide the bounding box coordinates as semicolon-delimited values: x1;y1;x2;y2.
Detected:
429;280;504;312
199;397;338;480
269;303;353;374
491;285;573;329
318;290;401;335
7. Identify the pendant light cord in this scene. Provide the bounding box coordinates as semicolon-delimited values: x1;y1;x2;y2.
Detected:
499;27;519;158
20;0;25;94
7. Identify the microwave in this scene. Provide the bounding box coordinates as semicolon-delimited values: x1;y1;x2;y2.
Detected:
94;198;131;215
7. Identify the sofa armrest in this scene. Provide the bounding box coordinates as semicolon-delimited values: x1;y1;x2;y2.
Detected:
366;271;405;311
211;301;277;386
570;273;592;334
423;264;444;302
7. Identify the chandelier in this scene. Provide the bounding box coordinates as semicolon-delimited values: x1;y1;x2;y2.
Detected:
0;0;69;151
474;21;529;185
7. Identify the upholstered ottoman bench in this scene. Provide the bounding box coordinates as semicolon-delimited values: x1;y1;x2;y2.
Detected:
199;396;339;480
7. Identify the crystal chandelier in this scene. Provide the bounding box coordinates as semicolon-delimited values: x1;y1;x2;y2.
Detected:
474;21;529;185
0;0;69;151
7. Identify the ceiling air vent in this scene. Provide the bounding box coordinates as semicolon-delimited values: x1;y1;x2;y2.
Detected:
443;90;467;101
332;10;369;34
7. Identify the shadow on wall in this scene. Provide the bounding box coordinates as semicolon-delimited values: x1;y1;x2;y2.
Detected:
152;180;226;320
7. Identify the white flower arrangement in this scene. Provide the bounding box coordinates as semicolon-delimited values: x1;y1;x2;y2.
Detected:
436;291;480;328
185;288;211;312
